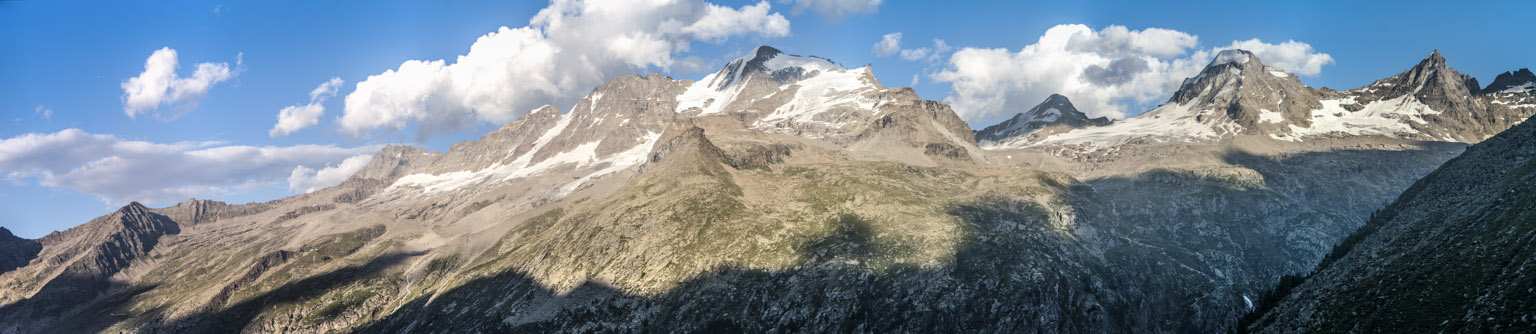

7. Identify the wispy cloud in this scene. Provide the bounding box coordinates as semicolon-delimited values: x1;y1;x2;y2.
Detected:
871;32;950;62
779;0;882;20
0;129;380;205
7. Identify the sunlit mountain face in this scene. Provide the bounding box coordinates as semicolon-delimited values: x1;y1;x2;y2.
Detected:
2;1;1534;332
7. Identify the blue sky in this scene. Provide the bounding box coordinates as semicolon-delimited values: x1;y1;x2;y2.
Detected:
2;0;1533;238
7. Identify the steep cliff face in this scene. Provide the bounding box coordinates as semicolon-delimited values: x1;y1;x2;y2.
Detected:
1243;116;1536;333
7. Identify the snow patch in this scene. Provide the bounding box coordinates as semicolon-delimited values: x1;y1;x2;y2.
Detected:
763;54;841;74
389;130;663;195
1258;108;1283;124
1272;95;1441;141
556;131;664;196
1269;70;1289;78
1498;82;1536;94
1211;50;1251;66
1038;108;1062;122
675;71;748;116
676;49;846;116
1033;102;1223;149
756;67;880;131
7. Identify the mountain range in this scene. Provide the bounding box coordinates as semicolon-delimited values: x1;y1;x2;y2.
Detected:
2;45;1533;333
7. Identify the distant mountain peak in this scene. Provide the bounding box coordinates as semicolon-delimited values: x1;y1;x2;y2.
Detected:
121;201;148;213
1360;50;1479;100
702;45;843;92
1209;49;1258;67
1425;49;1446;64
1484;68;1536;94
1168;49;1286;106
975;94;1109;147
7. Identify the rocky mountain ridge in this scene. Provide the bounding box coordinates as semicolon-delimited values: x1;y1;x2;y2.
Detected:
0;228;39;275
984;50;1535;149
0;45;1531;333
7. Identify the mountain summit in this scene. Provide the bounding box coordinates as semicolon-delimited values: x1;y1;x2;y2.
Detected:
1483;68;1536;94
975;94;1109;147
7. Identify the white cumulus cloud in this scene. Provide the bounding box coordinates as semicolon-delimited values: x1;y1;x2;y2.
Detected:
779;0;881;20
1217;39;1334;76
873;32;901;57
340;0;791;141
270;77;344;137
934;24;1333;125
287;154;373;193
120;47;240;119
0;129;380;205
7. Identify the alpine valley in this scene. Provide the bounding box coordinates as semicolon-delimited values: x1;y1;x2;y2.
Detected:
3;46;1534;333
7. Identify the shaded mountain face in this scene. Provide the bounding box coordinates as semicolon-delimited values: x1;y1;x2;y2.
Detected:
975;94;1110;148
0;202;182;329
1483;68;1536;94
988;50;1536;149
0;45;1530;334
1243;116;1536;333
967;48;1529;333
0;228;40;274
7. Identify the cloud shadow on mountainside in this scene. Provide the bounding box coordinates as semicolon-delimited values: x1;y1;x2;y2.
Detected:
342;196;1147;333
1079;143;1466;329
148;250;425;332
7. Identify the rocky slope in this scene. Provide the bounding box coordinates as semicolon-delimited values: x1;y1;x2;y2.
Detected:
1242;111;1536;333
0;46;1530;334
974;49;1535;332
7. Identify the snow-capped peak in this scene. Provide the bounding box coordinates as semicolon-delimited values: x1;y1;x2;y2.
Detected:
700;46;842;92
1210;49;1254;67
676;45;856;116
1483;68;1536;94
976;94;1110;148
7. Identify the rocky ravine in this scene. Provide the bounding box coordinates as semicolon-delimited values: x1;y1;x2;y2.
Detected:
0;46;1531;333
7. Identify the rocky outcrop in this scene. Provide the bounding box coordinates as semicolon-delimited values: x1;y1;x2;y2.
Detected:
350;145;441;181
